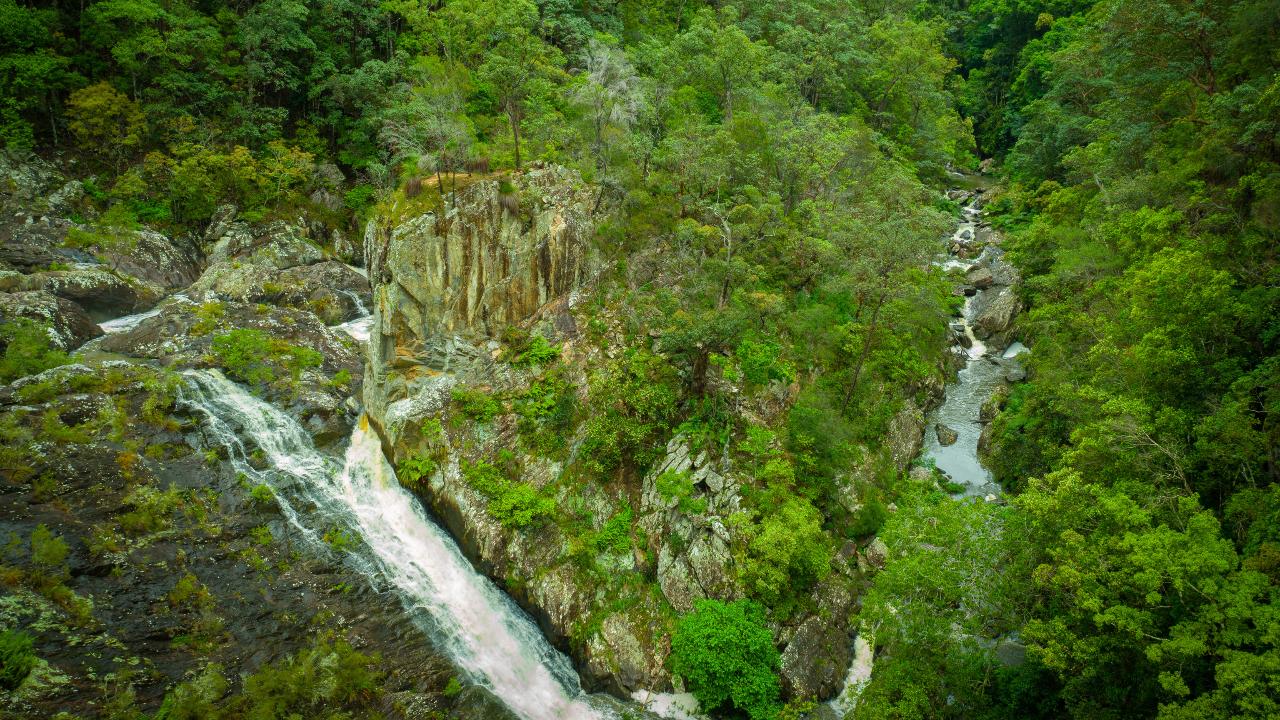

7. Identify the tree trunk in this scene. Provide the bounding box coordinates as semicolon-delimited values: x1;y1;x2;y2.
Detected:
509;104;522;171
842;295;886;413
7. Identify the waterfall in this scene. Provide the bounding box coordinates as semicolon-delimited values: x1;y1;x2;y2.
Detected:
178;369;605;720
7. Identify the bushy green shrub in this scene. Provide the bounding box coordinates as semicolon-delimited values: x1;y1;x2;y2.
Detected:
515;370;576;455
735;336;794;386
849;496;888;537
396;455;438;488
655;469;706;514
670;599;780;720
461;459;555;529
512;334;560;367
0;630;36;691
743;497;832;611
210;328;323;386
450;387;502;423
581;349;680;474
0;319;68;383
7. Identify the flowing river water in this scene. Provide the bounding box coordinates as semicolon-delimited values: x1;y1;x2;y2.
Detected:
159;189;1017;720
179;369;608;720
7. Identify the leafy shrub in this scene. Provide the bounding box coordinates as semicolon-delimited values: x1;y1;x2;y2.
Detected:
0;630;36;691
242;637;381;712
735;336;795;386
461;459;555;529
0;319;68;383
515;371;577;455
596;505;634;554
210;328;323;386
670;599;780;720
849;497;888;537
655;470;707;514
512;334;560;367
397;455;438;488
743;497;832;611
451;387;502;423
29;523;69;579
581;349;680;474
119;485;183;535
249;484;276;509
168;573;211;609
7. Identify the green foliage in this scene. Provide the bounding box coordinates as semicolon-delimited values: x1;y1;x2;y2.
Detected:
29;523;69;578
119;485;183;536
581;349;680;474
210;328;323;387
461;459;555;529
0;630;36;691
0;319;68;383
670;599;781;720
450;387;502;423
848;497;887;538
396;454;438;488
249;484;276;509
156;637;382;720
515;370;577;455
742;497;832;612
511;334;560;367
654;470;706;515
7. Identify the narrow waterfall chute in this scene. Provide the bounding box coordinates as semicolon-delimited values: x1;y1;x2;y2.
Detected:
178;369;605;720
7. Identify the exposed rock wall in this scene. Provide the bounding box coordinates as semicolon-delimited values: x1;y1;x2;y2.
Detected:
364;166;600;445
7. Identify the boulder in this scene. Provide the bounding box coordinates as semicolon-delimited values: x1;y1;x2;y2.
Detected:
20;266;163;319
862;537;888;570
99;229;201;289
966;266;994;289
972;285;1021;340
0;290;101;350
449;686;521;720
780;577;856;700
208;219;323;271
935;423;959;446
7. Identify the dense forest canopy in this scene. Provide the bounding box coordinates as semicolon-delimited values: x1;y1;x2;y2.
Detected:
1;0;1278;718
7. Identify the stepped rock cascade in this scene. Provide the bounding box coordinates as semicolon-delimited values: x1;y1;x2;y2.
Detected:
922;192;1024;495
827;185;1027;713
179;369;606;720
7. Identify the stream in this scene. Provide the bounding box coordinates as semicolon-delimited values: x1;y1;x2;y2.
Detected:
823;184;1027;716
156;191;1020;720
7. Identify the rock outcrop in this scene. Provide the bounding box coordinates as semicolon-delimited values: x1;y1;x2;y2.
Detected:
0;290;102;350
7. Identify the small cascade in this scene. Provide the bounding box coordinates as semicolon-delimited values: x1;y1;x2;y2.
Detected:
97;292;192;334
827;633;875;717
333;290;373;343
179;369;606;720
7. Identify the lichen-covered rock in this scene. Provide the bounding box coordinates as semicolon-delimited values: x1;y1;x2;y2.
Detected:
0;290;101;350
936;423;959;446
207;218;324;271
20;265;163;318
780;576;857;700
972;285;1021;340
367;165;598;340
99;229;201;290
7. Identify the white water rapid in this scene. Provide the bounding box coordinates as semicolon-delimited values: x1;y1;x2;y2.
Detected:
179;369;605;720
97;292;192;334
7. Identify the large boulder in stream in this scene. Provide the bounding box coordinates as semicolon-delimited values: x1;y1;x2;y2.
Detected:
972;285;1021;340
19;265;163;317
936;423;959;446
190;259;369;324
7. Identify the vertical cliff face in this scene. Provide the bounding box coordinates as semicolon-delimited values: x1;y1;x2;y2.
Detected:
364;166;599;434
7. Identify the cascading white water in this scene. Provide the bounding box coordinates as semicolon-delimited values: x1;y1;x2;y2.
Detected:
179;369;605;720
97;293;192;334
